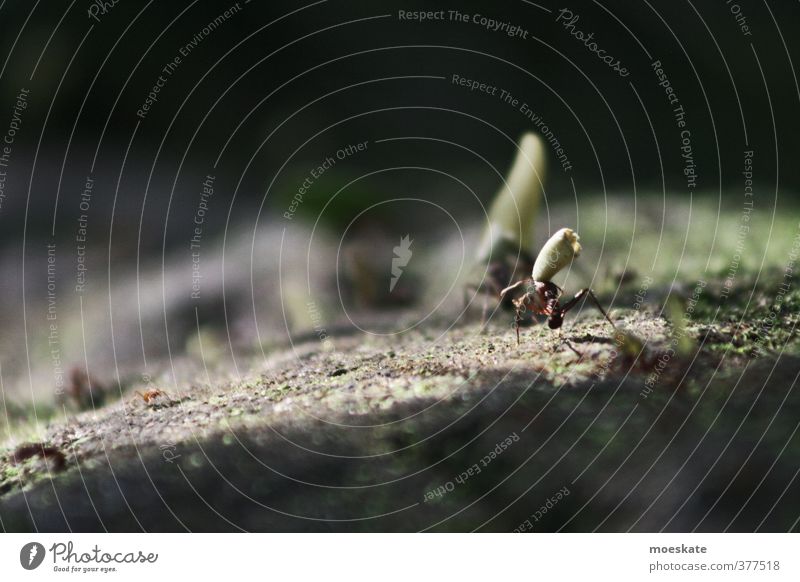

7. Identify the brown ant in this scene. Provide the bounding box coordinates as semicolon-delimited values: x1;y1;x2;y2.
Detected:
133;388;166;405
464;244;535;322
499;228;615;345
500;280;615;344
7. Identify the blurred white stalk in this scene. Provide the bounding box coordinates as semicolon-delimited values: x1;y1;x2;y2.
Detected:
476;132;547;263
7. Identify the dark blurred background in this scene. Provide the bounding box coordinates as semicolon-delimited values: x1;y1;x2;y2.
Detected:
0;0;796;250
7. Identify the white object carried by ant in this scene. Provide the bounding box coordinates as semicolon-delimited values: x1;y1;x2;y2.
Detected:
500;228;615;345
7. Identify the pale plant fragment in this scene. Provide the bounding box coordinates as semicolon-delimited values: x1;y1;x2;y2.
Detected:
531;227;582;282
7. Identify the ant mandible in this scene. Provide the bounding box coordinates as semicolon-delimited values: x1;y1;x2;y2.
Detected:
499;228;615;344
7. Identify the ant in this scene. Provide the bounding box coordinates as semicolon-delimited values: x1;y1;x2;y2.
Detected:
499;228;615;345
500;280;615;344
132;388;166;405
464;243;535;322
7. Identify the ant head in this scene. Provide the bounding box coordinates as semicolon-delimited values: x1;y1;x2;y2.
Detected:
548;313;564;329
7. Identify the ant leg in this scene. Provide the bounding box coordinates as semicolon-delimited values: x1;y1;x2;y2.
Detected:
512;295;532;345
513;304;524;345
463;284;476;312
565;340;583;359
559;336;584;359
551;329;582;358
500;279;526;301
561;288;615;328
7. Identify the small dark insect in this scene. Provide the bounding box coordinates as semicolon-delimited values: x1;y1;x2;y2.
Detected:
501;280;615;344
464;245;535;321
11;442;66;471
500;228;615;344
133;388;166;405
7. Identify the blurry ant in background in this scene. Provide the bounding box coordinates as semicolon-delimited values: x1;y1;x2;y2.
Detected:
132;388;167;406
466;133;544;322
465;241;535;322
